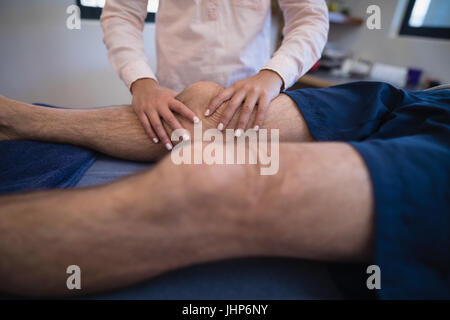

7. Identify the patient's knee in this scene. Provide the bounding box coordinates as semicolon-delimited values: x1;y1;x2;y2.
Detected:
174;82;229;131
163;147;267;209
176;82;223;117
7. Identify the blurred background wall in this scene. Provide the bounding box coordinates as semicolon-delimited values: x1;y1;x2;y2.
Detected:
328;0;450;83
0;0;156;107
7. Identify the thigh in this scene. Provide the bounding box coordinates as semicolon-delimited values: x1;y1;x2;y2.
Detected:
248;142;374;262
155;141;374;263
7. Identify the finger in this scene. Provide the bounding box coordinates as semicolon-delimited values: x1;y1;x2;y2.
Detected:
205;87;235;117
235;91;259;136
170;99;199;124
139;113;159;144
149;112;173;151
161;108;190;141
252;94;270;131
217;89;246;131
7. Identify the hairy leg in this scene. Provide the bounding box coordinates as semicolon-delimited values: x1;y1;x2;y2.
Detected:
0;142;373;296
0;82;312;161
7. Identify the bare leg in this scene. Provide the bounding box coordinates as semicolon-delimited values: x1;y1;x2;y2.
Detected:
0;142;373;296
0;82;312;161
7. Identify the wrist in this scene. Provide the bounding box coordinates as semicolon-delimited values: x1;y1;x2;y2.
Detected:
260;69;284;91
131;78;158;94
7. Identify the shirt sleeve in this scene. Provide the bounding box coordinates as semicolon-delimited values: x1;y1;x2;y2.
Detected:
100;0;157;90
263;0;329;89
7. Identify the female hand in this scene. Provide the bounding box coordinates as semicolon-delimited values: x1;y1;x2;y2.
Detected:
204;69;283;136
131;78;199;150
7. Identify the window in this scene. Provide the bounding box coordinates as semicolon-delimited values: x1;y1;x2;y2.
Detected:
399;0;450;39
77;0;158;23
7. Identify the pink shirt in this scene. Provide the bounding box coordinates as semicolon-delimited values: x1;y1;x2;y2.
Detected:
101;0;329;92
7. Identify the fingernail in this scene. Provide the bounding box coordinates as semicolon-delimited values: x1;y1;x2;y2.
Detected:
165;143;173;151
153;138;159;143
235;129;243;137
183;133;190;141
253;125;259;131
204;109;210;117
217;123;224;131
193;116;200;123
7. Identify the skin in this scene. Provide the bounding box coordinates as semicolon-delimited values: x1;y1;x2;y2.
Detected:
0;82;374;297
206;69;284;136
131;69;283;148
131;78;199;150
